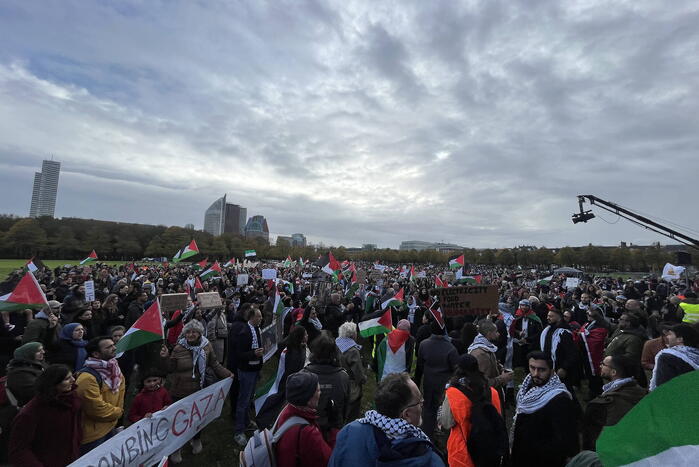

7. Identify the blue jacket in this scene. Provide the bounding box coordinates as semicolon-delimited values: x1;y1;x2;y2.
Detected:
328;420;445;467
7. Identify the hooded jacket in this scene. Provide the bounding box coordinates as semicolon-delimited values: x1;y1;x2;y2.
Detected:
274;403;337;467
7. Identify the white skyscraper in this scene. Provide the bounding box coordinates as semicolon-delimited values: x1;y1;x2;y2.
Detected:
29;160;61;218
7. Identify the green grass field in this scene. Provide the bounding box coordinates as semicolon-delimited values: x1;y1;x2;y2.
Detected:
0;259;130;281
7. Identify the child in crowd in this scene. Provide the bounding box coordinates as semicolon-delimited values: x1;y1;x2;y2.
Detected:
128;369;172;423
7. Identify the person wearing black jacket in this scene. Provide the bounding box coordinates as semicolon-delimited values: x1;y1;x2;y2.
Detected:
540;308;580;391
233;306;263;447
323;293;344;337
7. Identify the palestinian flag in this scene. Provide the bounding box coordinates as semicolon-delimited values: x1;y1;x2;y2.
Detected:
345;268;360;300
448;254;464;270
359;308;393;338
115;300;164;355
364;290;379;314
381;288;404;310
199;261;222;280
597;370;699;466
272;286;285;317
80;250;98;265
194;277;204;291
0;272;50;311
254;349;287;414
173;240;199;263
321;252;341;281
299;256;304;265
429;304;445;329
456;268;482;284
244;249;256;258
224;258;236;268
538;275;554;285
435;276;446;288
282;256;293;268
408;265;415;282
193;258;208;270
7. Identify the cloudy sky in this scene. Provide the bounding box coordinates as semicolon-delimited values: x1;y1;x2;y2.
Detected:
1;0;697;249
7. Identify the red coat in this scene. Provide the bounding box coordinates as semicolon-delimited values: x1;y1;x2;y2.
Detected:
274;404;337;467
128;386;172;423
9;391;82;467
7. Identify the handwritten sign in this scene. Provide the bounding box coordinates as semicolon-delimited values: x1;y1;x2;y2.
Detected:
261;268;277;280
197;292;222;309
430;285;498;317
160;293;188;313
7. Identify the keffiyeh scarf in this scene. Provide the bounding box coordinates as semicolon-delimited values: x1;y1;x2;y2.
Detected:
513;373;570;437
468;333;498;354
649;345;699;391
358;409;430;442
309;317;323;330
539;326;571;368
335;337;361;354
84;357;123;393
178;335;211;388
249;324;259;349
602;377;635;394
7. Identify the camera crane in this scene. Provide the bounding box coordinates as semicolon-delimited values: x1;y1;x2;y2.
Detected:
572;195;699;251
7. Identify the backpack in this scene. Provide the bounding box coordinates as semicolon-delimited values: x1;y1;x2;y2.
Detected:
465;389;508;467
76;367;103;389
239;415;309;467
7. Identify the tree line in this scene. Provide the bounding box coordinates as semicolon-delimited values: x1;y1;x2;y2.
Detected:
0;215;688;272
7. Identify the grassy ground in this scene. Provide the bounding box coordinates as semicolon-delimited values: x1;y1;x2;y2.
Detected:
0;259;130;280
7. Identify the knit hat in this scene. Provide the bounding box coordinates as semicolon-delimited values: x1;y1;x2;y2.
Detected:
457;354;480;372
519;299;530;307
14;342;42;360
286;371;319;406
397;319;411;331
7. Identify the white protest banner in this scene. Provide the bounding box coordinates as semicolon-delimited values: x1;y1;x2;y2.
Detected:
417;271;427;278
565;277;581;290
261;268;277;280
662;263;685;281
302;273;313;278
373;264;387;272
69;378;232;467
236;273;249;286
84;280;95;302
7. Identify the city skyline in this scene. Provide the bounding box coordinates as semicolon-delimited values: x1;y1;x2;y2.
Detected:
1;2;697;248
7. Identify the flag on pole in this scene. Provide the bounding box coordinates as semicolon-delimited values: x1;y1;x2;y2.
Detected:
448;254;465;270
80;250;98;265
408;265;415;282
254;349;287;414
272;285;285;317
662;263;686;281
596;370;699;467
25;257;42;273
381;288;405;310
244;249;257;258
194;258;208;270
321;252;341;281
456;268;482;284
429;303;445;329
435;276;446;288
0;273;50;311
199;261;222;280
172;239;199;263
282;256;293;268
115;300;164;356
538;275;554;285
224;258;236;267
194;277;204;291
359;308;393;338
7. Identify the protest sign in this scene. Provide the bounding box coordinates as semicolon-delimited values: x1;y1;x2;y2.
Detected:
236;273;249;286
302;272;313;278
197;292;222;309
160;293;188;314
356;270;367;284
417;271;427;278
260;321;278;363
69;378;232;467
84;280;95;302
261;268;277;280
565;277;581;290
430;285;498;317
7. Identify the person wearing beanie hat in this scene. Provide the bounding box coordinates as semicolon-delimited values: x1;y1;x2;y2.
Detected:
540;307;579;390
375;319;415;382
6;342;48;406
272;370;337;467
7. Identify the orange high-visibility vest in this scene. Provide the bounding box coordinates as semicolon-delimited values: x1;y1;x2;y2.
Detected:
445;386;502;467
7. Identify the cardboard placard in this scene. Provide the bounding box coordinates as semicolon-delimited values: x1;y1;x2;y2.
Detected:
84;280;95;302
430;285;498;317
197;292;223;308
160;293;189;313
236;274;249;286
565;277;581;290
261;268;277;280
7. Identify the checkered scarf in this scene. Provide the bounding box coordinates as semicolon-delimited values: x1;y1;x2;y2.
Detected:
512;373;570;440
358;410;430;441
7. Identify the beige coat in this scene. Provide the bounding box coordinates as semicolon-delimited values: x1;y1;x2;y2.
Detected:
166;341;232;399
469;347;508;388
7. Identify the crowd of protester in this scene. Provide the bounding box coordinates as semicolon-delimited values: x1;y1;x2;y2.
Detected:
0;258;697;466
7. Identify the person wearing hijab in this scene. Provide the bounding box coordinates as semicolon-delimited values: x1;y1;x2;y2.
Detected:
51;323;88;371
162;320;232;463
6;342;47;406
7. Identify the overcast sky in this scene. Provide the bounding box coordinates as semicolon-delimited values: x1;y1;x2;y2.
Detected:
1;1;697;249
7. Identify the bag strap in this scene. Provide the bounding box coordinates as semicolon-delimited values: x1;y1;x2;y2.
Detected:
271;416;309;443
